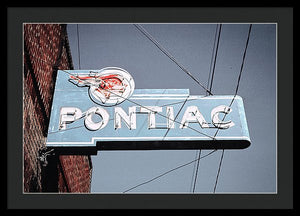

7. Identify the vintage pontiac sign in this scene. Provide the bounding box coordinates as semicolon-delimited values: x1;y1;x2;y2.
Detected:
46;68;251;154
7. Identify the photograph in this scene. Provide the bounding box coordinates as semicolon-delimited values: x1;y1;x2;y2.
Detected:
23;23;277;194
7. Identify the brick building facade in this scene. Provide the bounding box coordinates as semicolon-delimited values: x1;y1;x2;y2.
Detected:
23;24;92;192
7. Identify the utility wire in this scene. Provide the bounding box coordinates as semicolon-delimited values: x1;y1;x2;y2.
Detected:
190;151;198;192
191;24;222;193
213;24;252;138
213;149;224;193
206;24;219;94
231;24;253;103
209;24;222;93
133;24;213;96
192;150;201;193
123;150;217;193
162;96;189;140
212;24;252;193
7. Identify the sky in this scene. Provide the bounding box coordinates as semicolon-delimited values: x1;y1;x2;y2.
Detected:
66;23;276;193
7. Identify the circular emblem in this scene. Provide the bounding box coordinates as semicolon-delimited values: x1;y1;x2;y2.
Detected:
69;67;135;106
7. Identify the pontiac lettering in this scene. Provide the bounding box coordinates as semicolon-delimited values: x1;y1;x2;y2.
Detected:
59;105;234;131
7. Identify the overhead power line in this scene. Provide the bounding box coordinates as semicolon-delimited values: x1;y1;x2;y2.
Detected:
192;150;202;193
133;24;213;96
123;150;217;193
213;149;224;193
191;23;222;193
213;24;253;193
208;24;222;93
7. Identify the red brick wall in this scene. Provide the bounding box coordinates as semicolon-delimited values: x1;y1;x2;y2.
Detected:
59;155;92;192
23;24;92;192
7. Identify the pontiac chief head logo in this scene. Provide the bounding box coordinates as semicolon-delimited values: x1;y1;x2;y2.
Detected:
68;67;135;106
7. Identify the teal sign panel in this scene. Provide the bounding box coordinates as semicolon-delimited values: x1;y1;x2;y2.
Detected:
46;70;251;153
